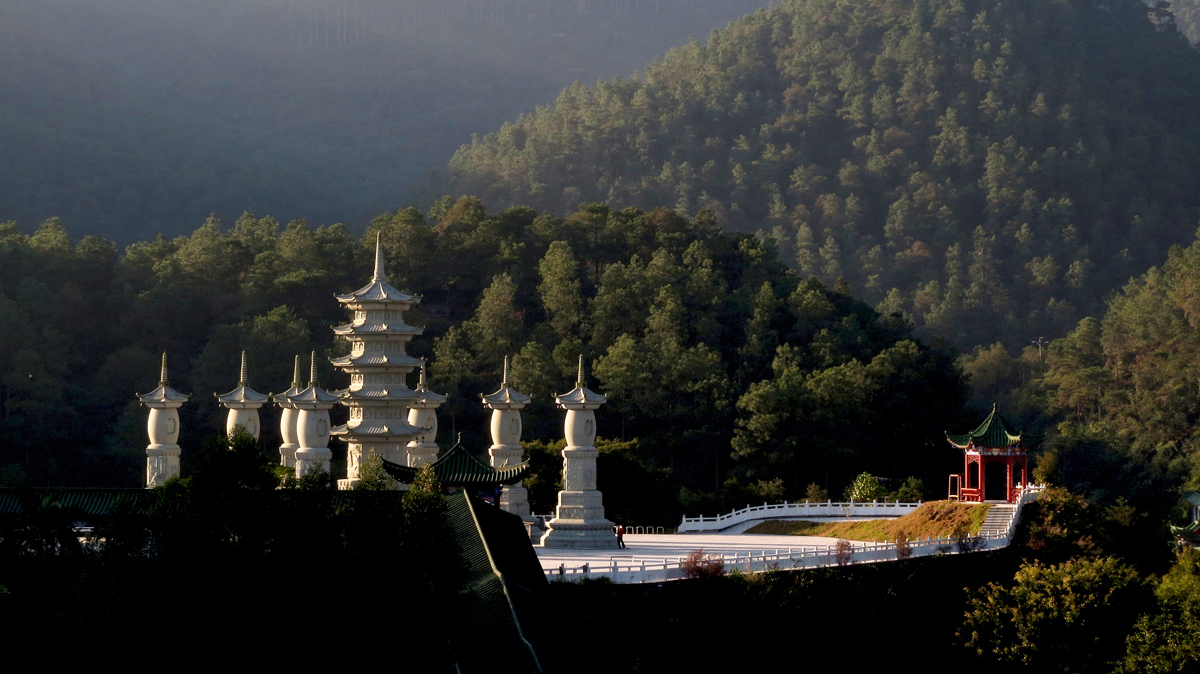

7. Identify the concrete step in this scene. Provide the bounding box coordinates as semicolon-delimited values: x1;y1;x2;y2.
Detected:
980;504;1015;532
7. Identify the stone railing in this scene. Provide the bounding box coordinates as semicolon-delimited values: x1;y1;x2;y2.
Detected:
547;485;1045;584
676;500;923;533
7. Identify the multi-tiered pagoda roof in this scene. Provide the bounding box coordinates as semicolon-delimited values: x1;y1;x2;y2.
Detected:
330;236;423;444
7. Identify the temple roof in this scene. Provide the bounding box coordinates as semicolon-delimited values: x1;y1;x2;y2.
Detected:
335;234;420;306
946;405;1040;449
481;356;531;407
330;352;424;369
337;387;420;401
331;321;423;336
137;353;191;405
331;419;422;437
554;355;606;408
381;442;530;486
0;488;150;517
216;352;269;406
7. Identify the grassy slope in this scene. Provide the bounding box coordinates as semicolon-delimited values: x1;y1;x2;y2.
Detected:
746;501;992;540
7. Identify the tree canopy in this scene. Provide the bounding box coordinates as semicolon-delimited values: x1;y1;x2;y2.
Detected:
450;0;1200;350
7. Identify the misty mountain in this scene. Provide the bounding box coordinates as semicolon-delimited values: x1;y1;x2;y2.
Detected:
0;0;769;243
448;0;1200;350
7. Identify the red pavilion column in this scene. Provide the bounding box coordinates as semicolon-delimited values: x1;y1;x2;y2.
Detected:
1006;455;1015;502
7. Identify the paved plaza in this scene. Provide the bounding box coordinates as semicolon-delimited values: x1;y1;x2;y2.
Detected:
534;531;847;572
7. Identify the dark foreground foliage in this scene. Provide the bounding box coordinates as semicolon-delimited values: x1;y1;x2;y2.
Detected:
0;433;458;670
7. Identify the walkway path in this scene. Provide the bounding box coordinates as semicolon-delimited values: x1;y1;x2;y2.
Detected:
534;532;841;572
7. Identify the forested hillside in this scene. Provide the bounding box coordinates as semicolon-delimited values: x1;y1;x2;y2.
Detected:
450;0;1200;350
0;0;768;243
0;206;967;515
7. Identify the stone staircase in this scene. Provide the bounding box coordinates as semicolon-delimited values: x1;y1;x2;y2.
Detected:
980;503;1015;536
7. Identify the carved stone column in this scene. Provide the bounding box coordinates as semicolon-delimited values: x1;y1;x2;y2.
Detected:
137;353;190;488
481;356;533;520
540;356;616;549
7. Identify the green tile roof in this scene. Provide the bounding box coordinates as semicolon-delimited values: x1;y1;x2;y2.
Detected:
947;405;1041;449
0;488;149;517
445;491;546;672
381;442;530;487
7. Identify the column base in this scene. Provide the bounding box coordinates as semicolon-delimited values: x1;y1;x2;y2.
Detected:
539;519;618;548
295;447;332;478
337;478;358;491
279;443;298;468
500;484;532;517
540;488;616;548
146;444;181;488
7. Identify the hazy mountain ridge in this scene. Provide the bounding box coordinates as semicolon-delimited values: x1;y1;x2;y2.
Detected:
449;0;1200;350
0;0;770;243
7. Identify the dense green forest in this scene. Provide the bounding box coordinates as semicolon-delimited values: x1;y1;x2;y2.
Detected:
0;0;769;243
450;0;1200;351
0;204;969;519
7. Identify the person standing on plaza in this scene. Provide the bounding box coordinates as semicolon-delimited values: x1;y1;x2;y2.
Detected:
616;524;626;549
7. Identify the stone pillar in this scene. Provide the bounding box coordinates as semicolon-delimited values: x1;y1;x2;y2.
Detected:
290;352;338;480
279;406;299;467
145;407;182;488
407;364;445;468
276;355;303;467
480;357;534;520
138;353;190;488
295;407;333;477
540;356;616;549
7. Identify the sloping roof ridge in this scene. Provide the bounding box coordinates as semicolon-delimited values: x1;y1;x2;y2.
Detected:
461;492;544;672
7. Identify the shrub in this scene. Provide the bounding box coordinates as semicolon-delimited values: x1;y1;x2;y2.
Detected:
844;473;886;502
834;539;854;566
892;476;927;503
895;532;913;560
680;549;725;578
805;482;829;503
959;557;1150;671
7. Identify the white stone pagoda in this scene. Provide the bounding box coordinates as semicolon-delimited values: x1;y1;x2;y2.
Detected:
481;356;533;520
330;235;425;489
540;356;617;549
406;364;446;468
273;355;304;467
290;351;339;477
137;353;190;488
215;351;269;439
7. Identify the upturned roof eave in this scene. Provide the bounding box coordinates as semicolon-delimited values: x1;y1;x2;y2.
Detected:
216;385;270;405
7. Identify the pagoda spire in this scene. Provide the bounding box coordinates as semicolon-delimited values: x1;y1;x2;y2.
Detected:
308;350;318;387
216;351;268;440
331;236;426;490
576;353;584;385
502;355;511;387
291;354;301;387
160;352;169;387
371;232;385;283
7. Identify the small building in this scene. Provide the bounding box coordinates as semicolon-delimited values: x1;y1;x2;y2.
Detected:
946;405;1039;503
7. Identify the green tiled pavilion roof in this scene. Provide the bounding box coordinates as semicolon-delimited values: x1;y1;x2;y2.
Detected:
381;442;530;486
947;405;1041;449
0;488;149;517
445;491;547;672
